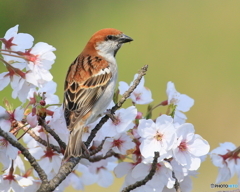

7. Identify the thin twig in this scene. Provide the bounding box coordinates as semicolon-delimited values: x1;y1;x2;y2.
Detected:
87;137;108;157
17;127;31;140
172;171;181;192
38;117;66;150
36;65;149;192
88;150;117;163
0;128;48;183
121;152;160;192
22;127;62;153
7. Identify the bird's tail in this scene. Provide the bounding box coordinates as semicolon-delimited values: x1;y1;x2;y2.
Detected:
63;127;84;161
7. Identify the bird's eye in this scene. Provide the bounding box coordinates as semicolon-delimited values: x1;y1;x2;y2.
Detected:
107;35;113;40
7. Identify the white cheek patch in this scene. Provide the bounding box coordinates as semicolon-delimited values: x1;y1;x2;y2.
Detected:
95;41;111;52
95;41;117;64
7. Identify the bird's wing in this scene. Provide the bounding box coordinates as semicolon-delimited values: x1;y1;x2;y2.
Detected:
63;54;112;131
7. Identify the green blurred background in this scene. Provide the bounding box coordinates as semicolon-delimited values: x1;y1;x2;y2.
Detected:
1;0;240;191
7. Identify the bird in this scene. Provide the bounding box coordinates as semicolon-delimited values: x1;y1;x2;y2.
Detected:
63;28;133;160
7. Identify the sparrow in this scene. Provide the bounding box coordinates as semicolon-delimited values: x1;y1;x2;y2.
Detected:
63;28;133;160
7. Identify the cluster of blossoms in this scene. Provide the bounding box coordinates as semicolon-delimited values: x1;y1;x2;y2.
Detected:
210;142;240;185
0;25;238;192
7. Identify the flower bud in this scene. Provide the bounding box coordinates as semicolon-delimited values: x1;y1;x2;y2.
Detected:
40;100;46;106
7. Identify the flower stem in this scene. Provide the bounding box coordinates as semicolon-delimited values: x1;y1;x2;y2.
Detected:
17;126;31;140
1;52;24;59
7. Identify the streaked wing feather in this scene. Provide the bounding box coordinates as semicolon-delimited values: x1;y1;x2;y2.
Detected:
63;55;112;130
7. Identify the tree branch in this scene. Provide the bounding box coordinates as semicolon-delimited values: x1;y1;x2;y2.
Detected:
0;128;48;183
88;150;117;163
22;127;62;153
38;117;66;150
36;65;149;192
121;152;160;192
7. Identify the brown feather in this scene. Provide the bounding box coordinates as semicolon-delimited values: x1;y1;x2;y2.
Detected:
63;124;84;160
63;54;112;130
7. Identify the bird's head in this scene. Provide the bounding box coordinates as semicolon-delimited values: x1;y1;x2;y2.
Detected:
84;28;133;60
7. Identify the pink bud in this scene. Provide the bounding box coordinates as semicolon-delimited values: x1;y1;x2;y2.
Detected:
40;100;46;106
136;112;143;119
160;100;168;106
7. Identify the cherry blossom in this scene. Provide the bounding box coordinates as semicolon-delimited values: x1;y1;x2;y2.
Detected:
47;106;69;144
0;132;19;163
29;146;62;176
84;157;117;187
97;106;137;139
66;163;96;189
27;81;59;109
24;106;68;148
210;142;240;184
12;78;35;103
24;42;56;87
138;114;176;159
0;106;24;131
119;74;153;104
0;66;30;101
22;126;44;148
1;24;34;64
102;133;136;155
114;162;136;179
0;173;33;192
172;123;210;170
126;160;175;191
4;154;26;175
166;81;194;124
1;25;33;52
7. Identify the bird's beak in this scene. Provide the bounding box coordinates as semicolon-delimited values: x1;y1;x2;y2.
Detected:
118;34;133;43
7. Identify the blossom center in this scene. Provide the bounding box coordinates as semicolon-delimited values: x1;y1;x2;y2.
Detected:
133;92;142;101
113;139;124;147
27;54;38;63
4;174;15;181
178;141;187;151
0;138;8;148
170;95;179;104
21;49;38;63
96;166;105;173
8;111;15;122
155;132;163;141
43;148;57;161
